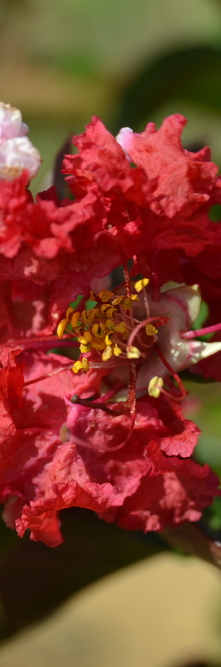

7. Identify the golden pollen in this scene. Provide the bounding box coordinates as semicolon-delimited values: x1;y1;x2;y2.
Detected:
134;278;149;292
148;376;164;398
56;276;161;376
126;345;141;359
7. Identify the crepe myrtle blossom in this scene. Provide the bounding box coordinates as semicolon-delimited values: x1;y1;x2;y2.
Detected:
1;277;221;547
1;108;221;343
1;105;221;546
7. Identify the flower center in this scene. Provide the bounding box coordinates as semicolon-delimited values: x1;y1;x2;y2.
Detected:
56;278;168;376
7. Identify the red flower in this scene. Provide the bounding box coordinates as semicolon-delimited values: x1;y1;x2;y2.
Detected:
1;347;217;548
63;114;221;274
116;115;220;218
0;278;220;546
0;104;221;546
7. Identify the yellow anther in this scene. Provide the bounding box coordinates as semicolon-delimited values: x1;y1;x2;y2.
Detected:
105;333;113;346
70;311;81;329
99;290;114;302
78;331;92;345
115;322;128;334
81;357;89;372
106;319;115;331
72;358;89;374
122;296;139;310
89;290;97;302
82;308;99;324
145;324;158;336
66;306;74;319
126;345;141;359
112;295;124;306
92;322;106;338
79;343;91;353
57;318;67;338
81;310;90;324
106;307;117;318
134;278;149;292
91;339;105;351
72;360;84;373
113;343;122;356
122;298;132;310
101;303;112;313
102;346;113;361
148;376;164;398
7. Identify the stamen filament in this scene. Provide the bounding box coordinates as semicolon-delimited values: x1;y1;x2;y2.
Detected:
155;344;187;400
143;287;150;318
180;322;221;339
127;316;166;350
24;362;74;386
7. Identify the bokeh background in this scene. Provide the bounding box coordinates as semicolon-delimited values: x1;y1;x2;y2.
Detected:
1;0;221;665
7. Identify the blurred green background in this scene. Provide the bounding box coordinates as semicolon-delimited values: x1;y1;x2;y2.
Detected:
1;0;221;664
2;0;221;191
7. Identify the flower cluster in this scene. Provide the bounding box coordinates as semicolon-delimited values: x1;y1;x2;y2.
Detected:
0;102;221;546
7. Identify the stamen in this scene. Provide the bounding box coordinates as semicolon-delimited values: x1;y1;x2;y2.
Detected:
66;306;74;319
24;361;74;386
57;319;68;338
155;344;187;400
145;324;158;336
112;296;124;306
148;376;164;398
113;343;122;356
99;290;114;302
115;322;128;334
143;287;150;318
79;343;91;353
70;311;81;328
134;278;149;292
127;345;141;359
180;322;221;339
72;358;89;373
78;331;92;345
122;295;139;310
104;333;113;346
127;315;167;350
102;346;113;361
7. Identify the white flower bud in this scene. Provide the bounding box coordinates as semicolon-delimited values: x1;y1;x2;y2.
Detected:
0;102;41;181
